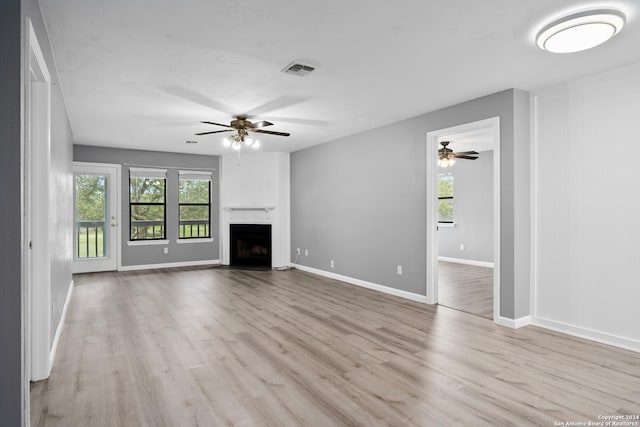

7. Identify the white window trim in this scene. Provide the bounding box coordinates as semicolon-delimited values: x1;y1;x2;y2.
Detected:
127;239;169;246
438;222;456;228
176;237;214;244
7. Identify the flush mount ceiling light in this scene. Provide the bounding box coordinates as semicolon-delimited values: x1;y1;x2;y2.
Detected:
536;8;625;53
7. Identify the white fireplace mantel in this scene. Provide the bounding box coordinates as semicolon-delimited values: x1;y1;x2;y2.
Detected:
223;206;275;212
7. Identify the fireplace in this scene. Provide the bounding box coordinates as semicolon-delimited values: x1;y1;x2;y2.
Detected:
230;224;272;268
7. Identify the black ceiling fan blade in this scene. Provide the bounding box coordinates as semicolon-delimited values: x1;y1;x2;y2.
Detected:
453;155;479;160
251;129;291;137
194;129;234;136
250;121;273;128
453;150;479;155
201;121;234;128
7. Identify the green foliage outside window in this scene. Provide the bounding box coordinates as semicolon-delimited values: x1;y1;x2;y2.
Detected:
438;174;454;222
76;175;106;222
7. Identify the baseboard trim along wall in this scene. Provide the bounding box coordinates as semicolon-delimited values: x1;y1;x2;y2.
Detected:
119;259;221;272
292;264;429;304
495;315;531;329
50;280;74;370
532;316;640;353
438;256;494;268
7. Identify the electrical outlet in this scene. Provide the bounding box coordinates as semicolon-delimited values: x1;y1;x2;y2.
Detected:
330;260;335;269
296;248;301;255
305;249;309;256
397;265;403;275
459;243;465;251
164;247;169;254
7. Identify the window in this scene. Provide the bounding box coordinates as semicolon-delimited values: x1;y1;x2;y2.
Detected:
75;174;107;258
129;168;166;240
178;170;212;239
438;173;454;223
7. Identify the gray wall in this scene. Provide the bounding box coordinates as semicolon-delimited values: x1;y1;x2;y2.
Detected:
1;0;74;423
1;0;23;423
49;73;75;345
74;145;220;267
291;89;530;319
438;152;493;263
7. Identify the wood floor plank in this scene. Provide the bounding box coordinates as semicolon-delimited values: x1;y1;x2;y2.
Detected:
31;266;640;426
438;260;493;319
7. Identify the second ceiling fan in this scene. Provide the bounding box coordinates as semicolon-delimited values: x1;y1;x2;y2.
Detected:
438;141;479;167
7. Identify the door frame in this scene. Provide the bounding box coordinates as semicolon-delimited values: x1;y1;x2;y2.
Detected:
22;17;52;425
425;117;501;322
73;162;121;273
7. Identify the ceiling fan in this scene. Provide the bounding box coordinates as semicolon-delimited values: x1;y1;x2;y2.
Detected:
195;115;290;150
438;141;479;167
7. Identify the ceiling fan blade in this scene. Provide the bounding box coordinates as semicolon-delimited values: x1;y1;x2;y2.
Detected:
453;151;479;155
194;129;234;136
250;121;273;128
251;129;291;137
453;155;479;160
201;121;233;128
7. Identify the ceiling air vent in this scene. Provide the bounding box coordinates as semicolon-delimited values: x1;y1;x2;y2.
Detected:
281;61;316;77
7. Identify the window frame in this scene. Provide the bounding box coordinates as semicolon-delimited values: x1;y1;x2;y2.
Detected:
129;168;167;241
178;170;212;240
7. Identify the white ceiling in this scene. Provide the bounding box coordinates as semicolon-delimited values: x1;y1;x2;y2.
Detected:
40;0;640;155
439;128;494;153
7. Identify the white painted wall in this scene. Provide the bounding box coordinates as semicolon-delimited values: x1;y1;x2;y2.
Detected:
220;152;290;268
532;61;640;349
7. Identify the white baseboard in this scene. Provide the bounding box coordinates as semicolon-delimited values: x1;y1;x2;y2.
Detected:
292;264;429;304
495;315;531;329
50;280;74;369
438;256;494;268
532;316;640;353
119;259;221;272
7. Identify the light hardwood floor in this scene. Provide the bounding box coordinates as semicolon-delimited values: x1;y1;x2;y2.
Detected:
32;266;640;426
438;261;493;319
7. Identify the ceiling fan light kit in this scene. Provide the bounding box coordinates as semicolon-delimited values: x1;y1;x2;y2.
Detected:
536;8;625;53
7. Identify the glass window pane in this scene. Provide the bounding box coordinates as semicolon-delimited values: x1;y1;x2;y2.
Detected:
75;174;107;259
438;174;454;197
179;205;210;238
130;177;165;203
130;204;165;240
179;179;210;203
438;199;454;222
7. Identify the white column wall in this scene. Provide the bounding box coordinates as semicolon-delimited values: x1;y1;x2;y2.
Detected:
220;152;291;268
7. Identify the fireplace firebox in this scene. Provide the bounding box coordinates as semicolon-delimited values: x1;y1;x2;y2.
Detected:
230;224;272;268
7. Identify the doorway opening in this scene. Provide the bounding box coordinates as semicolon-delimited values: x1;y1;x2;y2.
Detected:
426;117;500;322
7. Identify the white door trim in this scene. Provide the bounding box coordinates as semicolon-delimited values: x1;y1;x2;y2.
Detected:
425;117;501;322
73;162;121;273
23;17;52;427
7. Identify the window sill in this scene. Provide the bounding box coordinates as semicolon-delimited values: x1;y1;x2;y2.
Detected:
127;239;169;246
438;223;456;228
176;238;214;244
